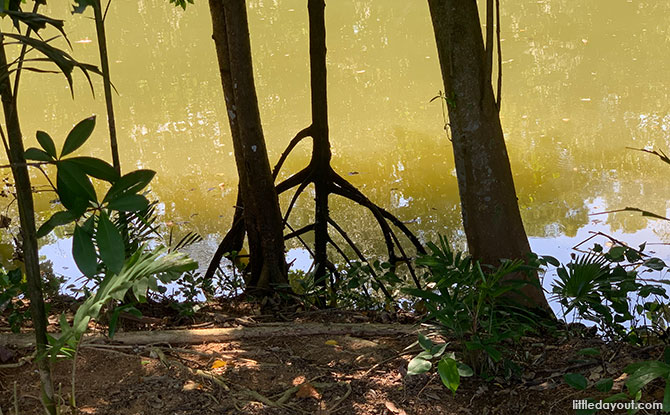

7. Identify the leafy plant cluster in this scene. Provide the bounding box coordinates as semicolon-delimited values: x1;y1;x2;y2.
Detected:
551;243;669;343
404;236;555;379
0;259;62;333
21;118;198;353
0;265;29;333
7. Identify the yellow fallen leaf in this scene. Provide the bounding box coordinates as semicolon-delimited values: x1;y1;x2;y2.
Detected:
211;359;227;369
324;340;338;346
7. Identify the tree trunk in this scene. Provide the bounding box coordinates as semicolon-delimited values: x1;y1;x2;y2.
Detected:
0;34;56;414
427;0;551;311
307;0;331;292
209;0;288;292
92;0;121;174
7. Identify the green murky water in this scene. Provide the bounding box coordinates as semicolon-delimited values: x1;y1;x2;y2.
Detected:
2;0;670;277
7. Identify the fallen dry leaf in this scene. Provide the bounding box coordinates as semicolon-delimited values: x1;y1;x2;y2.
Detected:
324;339;338;346
182;380;202;391
292;375;307;386
211;359;227;369
296;383;321;400
384;400;407;415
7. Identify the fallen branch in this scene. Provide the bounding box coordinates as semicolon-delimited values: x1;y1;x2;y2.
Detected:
1;322;417;348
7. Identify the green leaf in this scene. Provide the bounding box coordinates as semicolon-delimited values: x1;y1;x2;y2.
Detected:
644;258;667;271
56;161;97;213
96;212;125;274
430;343;447;358
457;362;474;377
418;333;433;351
564;373;588;390
61;116;96;157
541;255;560;267
575;398;598;415
103;170;155;203
72;224;97;277
407;356;432;375
0;33;100;96
36;210;78;238
595;378;613;392
664;380;670;412
25;147;52;161
67;156;119;182
107;194;149;212
36;131;57;158
132;277;149;302
437;357;460;394
607;246;626;261
483;344;502;362
71;0;94;14
625;361;670;395
108;304;141;338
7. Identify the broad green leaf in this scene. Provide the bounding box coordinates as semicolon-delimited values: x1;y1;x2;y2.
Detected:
107;194;149;212
483;344;502;362
437;357;460;394
103;170;155;203
418;333;433;351
644;258;667;271
595;378;613;392
457;362;474;377
36;131;57;158
73;224;97;277
36;210;78;238
67;156;119;182
407;356;432;375
430;343;447;358
56;161;97;213
24;147;52;161
607;246;626;261
132;277;149;302
625;361;670;395
541;255;560;267
61;116;95;157
564;373;588;390
96;212;125;274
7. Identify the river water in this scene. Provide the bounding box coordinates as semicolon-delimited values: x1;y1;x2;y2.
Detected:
1;0;669;297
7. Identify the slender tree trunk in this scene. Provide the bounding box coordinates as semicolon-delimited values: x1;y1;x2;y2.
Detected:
209;0;288;292
427;0;551;311
0;34;56;414
307;0;331;290
92;0;121;174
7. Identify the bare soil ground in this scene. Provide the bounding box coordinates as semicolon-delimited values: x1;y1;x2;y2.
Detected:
0;299;665;414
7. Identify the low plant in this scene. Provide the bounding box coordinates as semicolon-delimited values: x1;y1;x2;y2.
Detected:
0;265;30;333
404;236;555;381
551;243;668;343
563;347;670;414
